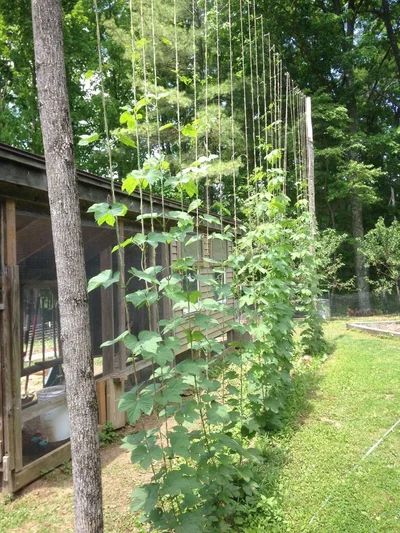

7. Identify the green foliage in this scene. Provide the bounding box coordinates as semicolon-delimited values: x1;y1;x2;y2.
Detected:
361;217;400;299
99;422;119;447
316;229;353;295
235;178;296;432
84;142;325;529
293;210;327;357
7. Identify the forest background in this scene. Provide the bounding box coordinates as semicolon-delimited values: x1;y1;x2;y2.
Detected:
1;0;399;305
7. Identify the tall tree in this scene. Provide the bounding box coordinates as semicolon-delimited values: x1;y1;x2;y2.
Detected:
31;0;103;531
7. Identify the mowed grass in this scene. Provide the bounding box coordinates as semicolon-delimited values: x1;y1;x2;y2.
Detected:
1;320;400;532
246;320;400;532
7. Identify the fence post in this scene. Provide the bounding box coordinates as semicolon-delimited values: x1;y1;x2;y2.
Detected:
305;97;317;237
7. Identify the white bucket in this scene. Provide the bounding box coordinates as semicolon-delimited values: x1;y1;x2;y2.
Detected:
37;385;70;443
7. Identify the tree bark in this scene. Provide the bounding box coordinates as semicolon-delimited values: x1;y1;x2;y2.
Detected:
345;3;371;311
351;194;371;310
31;1;104;531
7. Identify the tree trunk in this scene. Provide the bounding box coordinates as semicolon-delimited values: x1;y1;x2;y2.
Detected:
31;1;104;531
380;0;400;80
351;194;371;310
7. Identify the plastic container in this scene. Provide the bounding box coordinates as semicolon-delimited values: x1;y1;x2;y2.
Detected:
37;385;70;442
316;298;331;320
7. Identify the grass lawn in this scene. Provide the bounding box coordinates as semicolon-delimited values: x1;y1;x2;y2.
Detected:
1;319;399;532
246;319;400;532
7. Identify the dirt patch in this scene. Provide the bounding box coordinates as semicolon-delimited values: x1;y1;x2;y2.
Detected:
3;425;151;533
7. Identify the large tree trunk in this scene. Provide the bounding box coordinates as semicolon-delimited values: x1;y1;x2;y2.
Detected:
380;0;400;80
351;194;371;310
344;5;371;312
31;1;103;531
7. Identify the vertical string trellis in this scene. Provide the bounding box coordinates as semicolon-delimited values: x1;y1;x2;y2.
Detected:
86;0;317;527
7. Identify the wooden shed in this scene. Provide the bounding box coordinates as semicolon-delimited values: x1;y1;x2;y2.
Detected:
0;142;234;492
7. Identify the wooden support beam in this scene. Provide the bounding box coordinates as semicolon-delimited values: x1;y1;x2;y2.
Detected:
96;381;107;426
100;248;115;376
106;378;126;429
305;97;317;237
21;357;63;377
1;200;22;492
14;442;71;491
115;220;128;372
10;266;22;473
4;201;16;265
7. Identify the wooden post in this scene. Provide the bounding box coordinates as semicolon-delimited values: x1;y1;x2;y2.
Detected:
100;248;115;376
116;220;128;371
0;199;22;492
159;243;173;323
305;96;317;236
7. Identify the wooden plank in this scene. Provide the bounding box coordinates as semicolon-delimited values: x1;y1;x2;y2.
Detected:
100;248;114;376
21;357;62;377
115;220;128;372
108;358;152;380
0;201;4;463
4;200;16;265
106;379;126;429
1;200;18;491
158;243;172;322
96;381;107;426
14;442;71;491
10;266;22;472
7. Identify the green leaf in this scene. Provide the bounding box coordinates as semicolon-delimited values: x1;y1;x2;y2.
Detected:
119;388;154;423
137;330;162;354
129;266;163;285
181;123;198;138
159;122;174;131
126;289;158;308
122;333;138;352
188;199;202;213
100;330;129;348
176;359;207;377
84;69;95;80
131;484;159;514
183;179;198;198
137;212;161;222
161;468;201;497
112;129;136;148
130;442;163;469
174;399;199;424
168;211;193;223
112;237;134;253
135;96;152;112
153;345;175;365
208;232;233;242
78;132;100;146
169;427;191;458
206;402;230;425
159;379;187;404
161;36;172;46
87;202;128;226
88;269;119;292
119;110;136;129
122;171;150;193
193;313;219;330
201;213;221;226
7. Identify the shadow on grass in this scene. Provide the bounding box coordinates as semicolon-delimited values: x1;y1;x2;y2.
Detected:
241;358;324;532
